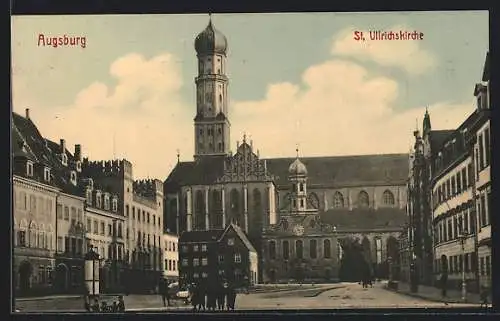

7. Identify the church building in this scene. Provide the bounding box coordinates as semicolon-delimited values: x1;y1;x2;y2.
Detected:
164;16;409;283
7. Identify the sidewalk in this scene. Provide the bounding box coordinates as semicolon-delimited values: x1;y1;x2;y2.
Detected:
384;281;490;306
16;294;82;302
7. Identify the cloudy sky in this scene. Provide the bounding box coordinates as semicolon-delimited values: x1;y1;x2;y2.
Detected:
11;11;489;180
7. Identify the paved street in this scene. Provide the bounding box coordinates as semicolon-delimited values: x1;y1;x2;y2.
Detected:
15;282;483;313
234;282;480;309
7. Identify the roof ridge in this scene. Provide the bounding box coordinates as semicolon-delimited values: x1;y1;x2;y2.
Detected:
263;153;410;160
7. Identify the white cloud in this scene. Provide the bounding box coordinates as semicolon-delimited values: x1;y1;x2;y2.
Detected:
232;59;475;159
13;52;193;180
13;45;473;181
331;26;437;75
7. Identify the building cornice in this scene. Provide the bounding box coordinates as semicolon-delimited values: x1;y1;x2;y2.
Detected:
276;181;407;190
86;206;125;220
59;192;86;201
13;175;61;194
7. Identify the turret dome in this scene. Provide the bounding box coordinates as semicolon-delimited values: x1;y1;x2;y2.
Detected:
194;18;228;55
288;158;307;176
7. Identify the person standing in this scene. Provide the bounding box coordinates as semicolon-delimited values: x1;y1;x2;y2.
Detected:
207;284;217;311
217;282;225;311
226;283;237;311
190;283;199;311
159;278;167;307
117;295;125;312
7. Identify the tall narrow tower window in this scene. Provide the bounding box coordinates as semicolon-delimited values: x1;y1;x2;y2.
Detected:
219;94;223;106
199;129;203;136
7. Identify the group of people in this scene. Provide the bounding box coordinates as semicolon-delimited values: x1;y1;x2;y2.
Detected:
189;281;238;311
84;295;125;313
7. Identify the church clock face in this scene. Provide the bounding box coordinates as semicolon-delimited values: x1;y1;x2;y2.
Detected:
293;224;305;236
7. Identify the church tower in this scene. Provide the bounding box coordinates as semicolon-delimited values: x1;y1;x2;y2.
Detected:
288;148;309;214
193;15;231;159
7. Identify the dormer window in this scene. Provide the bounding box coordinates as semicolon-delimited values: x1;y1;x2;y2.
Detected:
112;198;118;212
104;195;110;210
86;189;92;205
95;193;102;208
61;153;68;166
70;171;77;186
44;167;51;182
26;161;34;177
75;161;82;172
88;178;94;189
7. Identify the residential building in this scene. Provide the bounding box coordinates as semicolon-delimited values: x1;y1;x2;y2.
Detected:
12;117;59;295
83;177;126;292
81;160;165;293
470;52;491;290
178;223;258;288
163;231;179;282
12;109;164;295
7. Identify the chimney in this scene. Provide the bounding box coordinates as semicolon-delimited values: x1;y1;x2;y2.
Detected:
60;139;66;153
25;108;30;120
75;144;82;161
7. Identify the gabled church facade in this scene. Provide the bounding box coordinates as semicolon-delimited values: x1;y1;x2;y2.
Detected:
164;17;409;283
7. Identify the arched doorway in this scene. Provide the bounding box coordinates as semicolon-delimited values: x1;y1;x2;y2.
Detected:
19;261;32;293
55;263;69;292
338;237;369;282
386;236;400;280
362;237;374;278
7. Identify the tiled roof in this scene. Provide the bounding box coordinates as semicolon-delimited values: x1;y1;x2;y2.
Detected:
12;123;37;161
178;224;257;253
264;154;409;187
428;130;454;155
179;229;224;243
12;112;83;195
319;208;407;230
165;153;409;190
12;113;53;166
219;223;257;253
164;155;227;192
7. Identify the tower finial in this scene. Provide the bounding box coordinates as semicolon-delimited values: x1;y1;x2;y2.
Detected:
208;13;212;25
176;149;180;163
296;144;299;158
415;118;418;131
243;132;247;143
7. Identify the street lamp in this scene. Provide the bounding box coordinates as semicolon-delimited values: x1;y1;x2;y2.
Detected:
85;246;100;298
457;232;467;302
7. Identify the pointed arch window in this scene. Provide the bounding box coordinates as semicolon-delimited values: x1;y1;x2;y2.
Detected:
358;191;369;208
383;190;395;205
333;192;344;208
194;190;205;230
230;189;241;225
